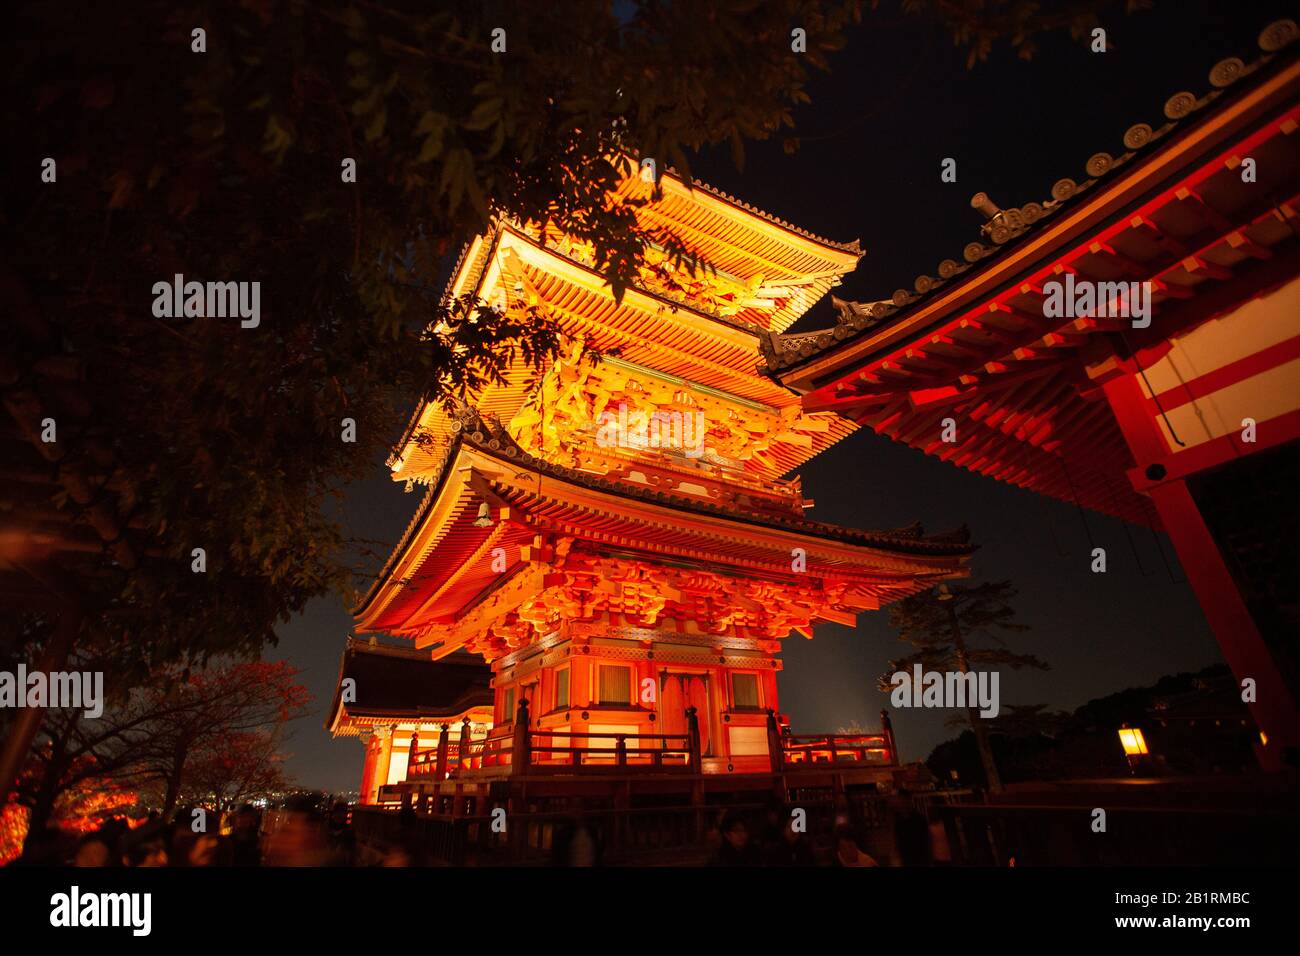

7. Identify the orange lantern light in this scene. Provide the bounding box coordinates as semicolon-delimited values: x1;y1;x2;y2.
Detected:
1118;725;1148;756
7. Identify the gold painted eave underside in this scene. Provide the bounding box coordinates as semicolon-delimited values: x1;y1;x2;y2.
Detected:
393;227;859;482
355;441;971;657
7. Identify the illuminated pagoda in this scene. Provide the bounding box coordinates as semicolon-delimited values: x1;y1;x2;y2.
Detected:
764;20;1300;767
343;167;974;807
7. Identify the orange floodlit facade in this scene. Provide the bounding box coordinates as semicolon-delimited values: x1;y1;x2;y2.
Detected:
349;168;974;788
767;23;1300;767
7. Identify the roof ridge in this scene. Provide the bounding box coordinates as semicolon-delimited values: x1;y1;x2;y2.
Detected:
662;167;864;255
447;402;974;556
762;17;1300;372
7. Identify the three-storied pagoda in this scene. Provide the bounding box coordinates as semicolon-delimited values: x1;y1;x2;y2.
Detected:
341;168;974;799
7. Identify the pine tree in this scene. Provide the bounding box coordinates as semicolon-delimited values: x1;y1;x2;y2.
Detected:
879;581;1045;791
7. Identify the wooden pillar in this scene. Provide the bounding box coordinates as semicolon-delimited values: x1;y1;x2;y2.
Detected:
765;708;784;772
435;723;450;779
880;708;897;765
373;727;394;798
358;734;377;805
458;717;472;770
1100;369;1300;768
686;706;702;775
1147;478;1300;768
686;705;705;839
512;697;531;775
766;708;787;802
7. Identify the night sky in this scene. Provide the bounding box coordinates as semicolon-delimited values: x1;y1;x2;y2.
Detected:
276;1;1294;791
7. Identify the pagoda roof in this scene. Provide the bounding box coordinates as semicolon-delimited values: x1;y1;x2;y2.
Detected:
763;19;1299;376
354;404;973;642
325;638;493;736
441;166;861;338
391;222;858;482
653;169;864;257
612;170;863;332
763;20;1300;528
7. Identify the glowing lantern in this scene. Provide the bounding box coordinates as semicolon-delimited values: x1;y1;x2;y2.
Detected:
1118;726;1148;757
1118;724;1151;775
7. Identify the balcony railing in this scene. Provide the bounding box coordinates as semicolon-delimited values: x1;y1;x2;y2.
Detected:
402;705;896;783
527;730;694;772
778;733;894;767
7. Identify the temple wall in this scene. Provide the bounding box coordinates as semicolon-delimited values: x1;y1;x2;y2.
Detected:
490;634;784;772
1139;274;1300;452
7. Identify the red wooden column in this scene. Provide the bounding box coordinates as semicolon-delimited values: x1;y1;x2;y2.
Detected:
372;727;394;798
1099;368;1300;769
359;734;377;805
435;723;450;779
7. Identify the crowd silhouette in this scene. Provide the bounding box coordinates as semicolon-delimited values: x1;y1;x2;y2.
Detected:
13;789;938;867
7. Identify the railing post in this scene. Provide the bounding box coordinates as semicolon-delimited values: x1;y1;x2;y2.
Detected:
766;708;788;802
880;708;897;765
459;716;472;770
435;722;450;779
686;706;702;775
409;731;420;776
616;735;627;766
512;696;531;775
765;708;784;772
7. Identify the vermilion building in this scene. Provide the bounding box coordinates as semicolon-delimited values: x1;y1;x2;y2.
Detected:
764;20;1300;768
339;169;973;805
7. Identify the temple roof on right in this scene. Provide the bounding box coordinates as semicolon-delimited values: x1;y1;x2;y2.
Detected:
761;19;1300;527
761;19;1300;377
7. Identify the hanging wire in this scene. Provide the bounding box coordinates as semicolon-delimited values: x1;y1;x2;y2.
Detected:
1024;440;1067;556
1104;474;1151;576
1056;454;1097;552
1118;329;1186;448
1140;495;1186;585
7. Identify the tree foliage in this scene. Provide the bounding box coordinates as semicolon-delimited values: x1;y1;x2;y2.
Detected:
1;1;861;676
900;0;1151;67
878;580;1045;687
7;659;308;848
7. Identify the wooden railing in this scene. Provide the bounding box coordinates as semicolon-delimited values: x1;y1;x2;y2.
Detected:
527;730;694;772
779;733;894;767
402;705;896;782
407;736;509;777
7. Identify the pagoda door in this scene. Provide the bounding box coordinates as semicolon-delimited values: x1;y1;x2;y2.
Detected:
660;673;712;756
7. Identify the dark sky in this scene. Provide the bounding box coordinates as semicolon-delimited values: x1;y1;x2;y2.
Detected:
275;1;1293;791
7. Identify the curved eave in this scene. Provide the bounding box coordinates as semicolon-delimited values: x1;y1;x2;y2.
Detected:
393;225;858;481
357;426;975;640
772;44;1300;384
